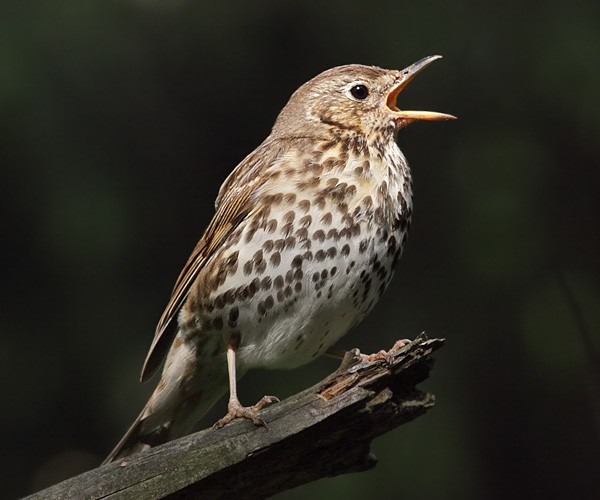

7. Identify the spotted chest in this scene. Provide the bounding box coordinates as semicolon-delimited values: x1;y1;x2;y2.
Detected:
183;139;412;370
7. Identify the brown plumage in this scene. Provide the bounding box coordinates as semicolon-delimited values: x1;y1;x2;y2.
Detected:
103;55;454;464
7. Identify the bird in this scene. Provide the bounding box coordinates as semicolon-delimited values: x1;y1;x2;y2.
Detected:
103;55;455;464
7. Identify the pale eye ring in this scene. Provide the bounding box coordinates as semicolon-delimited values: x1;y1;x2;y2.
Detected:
349;84;369;100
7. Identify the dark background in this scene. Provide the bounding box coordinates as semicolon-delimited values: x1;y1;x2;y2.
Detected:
2;1;599;499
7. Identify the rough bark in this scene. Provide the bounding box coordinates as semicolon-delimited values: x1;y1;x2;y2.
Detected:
26;334;444;500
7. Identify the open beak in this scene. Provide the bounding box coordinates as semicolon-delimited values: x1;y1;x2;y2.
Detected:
387;55;456;125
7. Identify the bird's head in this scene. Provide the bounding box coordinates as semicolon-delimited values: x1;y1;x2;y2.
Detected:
272;56;455;140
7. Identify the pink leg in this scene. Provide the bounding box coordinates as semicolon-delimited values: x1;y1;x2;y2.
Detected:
214;340;279;429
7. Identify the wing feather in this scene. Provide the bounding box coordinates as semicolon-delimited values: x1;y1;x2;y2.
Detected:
140;139;280;382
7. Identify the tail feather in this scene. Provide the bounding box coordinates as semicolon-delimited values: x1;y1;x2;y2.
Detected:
102;378;229;464
103;333;231;464
102;406;168;465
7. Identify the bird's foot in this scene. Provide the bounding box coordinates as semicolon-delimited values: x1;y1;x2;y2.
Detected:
214;395;279;429
360;339;412;364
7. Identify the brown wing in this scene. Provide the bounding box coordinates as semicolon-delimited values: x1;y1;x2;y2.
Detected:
140;138;281;382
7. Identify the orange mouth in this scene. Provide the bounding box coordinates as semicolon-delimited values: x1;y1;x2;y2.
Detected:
386;55;456;124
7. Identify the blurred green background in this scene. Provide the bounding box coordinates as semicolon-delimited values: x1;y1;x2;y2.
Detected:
2;0;599;498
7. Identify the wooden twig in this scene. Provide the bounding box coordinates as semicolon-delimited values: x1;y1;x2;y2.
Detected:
26;334;444;500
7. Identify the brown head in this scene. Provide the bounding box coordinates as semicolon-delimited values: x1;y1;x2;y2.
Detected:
271;55;455;140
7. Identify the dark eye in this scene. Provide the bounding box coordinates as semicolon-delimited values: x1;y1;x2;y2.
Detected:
350;84;369;100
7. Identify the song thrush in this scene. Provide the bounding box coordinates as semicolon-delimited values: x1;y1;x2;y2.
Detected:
104;55;454;463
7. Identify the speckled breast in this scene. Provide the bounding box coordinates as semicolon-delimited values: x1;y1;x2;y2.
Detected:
189;138;413;371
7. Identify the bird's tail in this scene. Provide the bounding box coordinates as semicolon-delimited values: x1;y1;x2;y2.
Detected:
103;340;230;464
102;406;158;465
103;380;228;465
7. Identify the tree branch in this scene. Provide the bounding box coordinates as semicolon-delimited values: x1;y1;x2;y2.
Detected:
26;334;444;500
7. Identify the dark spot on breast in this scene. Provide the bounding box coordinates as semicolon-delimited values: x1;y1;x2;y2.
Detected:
261;276;272;290
270;252;281;267
299;215;312;227
284;236;296;249
300;238;312;250
214;294;225;310
283;211;296;225
298;199;311;213
266;219;278;233
212;316;223;330
255;259;267;274
274;239;285;251
248;278;260;296
298;177;320;191
274;275;284;289
229;306;239;322
225;251;239;271
362;278;371;302
223;289;235;305
313;229;325;242
296;227;308;240
387;235;397;256
336;202;349;215
244;226;257;243
320;212;333;225
281;222;294;237
284;193;297;204
257;301;266;316
326;229;340;241
236;286;249;301
359;239;369;253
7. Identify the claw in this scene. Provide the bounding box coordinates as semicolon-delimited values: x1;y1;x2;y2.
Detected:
253;395;280;411
359;339;412;364
214;395;279;429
